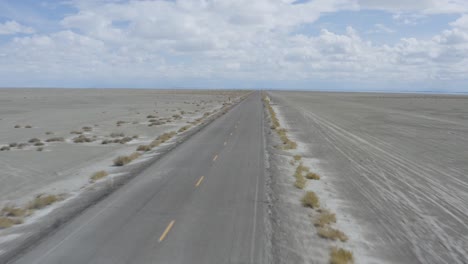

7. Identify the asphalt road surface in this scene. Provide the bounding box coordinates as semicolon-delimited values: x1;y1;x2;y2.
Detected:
11;92;266;264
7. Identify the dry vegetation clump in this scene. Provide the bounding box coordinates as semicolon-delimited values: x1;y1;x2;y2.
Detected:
28;194;62;210
302;191;320;208
314;210;337;228
45;131;54;135
14;125;21;128
1;206;28;218
17;143;28;149
90;170;108;182
70;130;83;135
294;155;302;161
113;152;141;166
0;217;22;229
294;171;307;189
46;137;64;142
28;138;41;143
156;131;177;144
137;145;151;152
330;247;354;264
82;126;93;131
318;227;348;242
178;125;191;133
25;125;32;128
119;137;133;144
306;172;321;180
73;135;94;143
147;115;156;119
34;142;44;146
37;147;43;151
0;146;10;151
9;143;17;147
116;121;127;126
110;132;125;138
263;96;297;150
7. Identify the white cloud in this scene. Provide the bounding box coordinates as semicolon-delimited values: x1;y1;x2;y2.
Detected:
1;0;468;89
0;20;34;35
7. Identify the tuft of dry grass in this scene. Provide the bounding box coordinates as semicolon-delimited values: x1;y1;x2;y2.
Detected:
330;247;354;264
306;172;321;180
314;210;336;227
28;138;41;143
25;125;32;128
293;155;302;161
70;130;83;135
113;152;140;166
45;131;54;135
34;142;44;146
82;126;93;131
294;175;307;189
137;145;151;152
37;147;44;151
28;194;61;210
146;115;156;118
318;227;348;242
119;137;133;144
46;137;64;142
9;143;17;147
90;170;108;182
301;191;320;208
14;125;21;128
0;217;22;229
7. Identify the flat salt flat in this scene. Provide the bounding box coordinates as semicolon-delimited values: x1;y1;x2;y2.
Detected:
269;91;468;264
0;88;241;207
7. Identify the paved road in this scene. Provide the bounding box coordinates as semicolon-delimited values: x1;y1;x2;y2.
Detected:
12;92;266;264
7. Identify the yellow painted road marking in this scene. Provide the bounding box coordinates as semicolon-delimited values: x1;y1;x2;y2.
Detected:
195;176;204;187
213;155;218;161
159;220;175;242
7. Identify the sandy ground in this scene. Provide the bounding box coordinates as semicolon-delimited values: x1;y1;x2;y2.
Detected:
268;91;468;264
0;89;243;208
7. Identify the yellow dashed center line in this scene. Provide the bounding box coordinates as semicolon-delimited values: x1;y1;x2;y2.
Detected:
159;220;175;242
195;176;205;187
213;155;218;161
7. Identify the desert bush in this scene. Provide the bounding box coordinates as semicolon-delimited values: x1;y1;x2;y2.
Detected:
137;145;151;152
82;126;93;131
150;139;162;148
28;194;61;210
317;227;348;242
0;217;22;229
46;137;64;142
9;143;17;147
113;152;140;166
157;131;176;143
101;139;111;145
28;138;41;143
119;137;133;144
45;131;54;135
0;146;10;151
90;171;108;182
132;135;139;139
1;206;27;217
110;132;125;138
25;125;32;128
73;135;93;143
293;155;301;161
17;143;28;149
14;125;21;128
314;210;336;227
37;147;43;151
70;130;83;135
294;171;307;189
330;247;354;264
306;172;321;180
34;142;44;146
302;191;320;208
178;125;191;133
147;115;156;118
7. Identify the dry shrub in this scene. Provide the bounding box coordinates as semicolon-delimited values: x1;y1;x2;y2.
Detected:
302;191;320;208
14;125;21;128
330;247;354;264
73;135;93;143
34;142;44;146
46;137;64;142
25;125;32;128
9;143;17;147
37;147;43;151
45;131;54;135
17;143;28;149
28;138;41;143
70;130;83;135
137;145;151;152
293;155;302;161
147;115;156;118
0;146;10;151
113;152;140;166
318;227;348;242
178;125;191;133
306;172;321;180
110;132;125;138
90;171;108;182
116;121;126;126
82;126;93;131
0;217;22;229
119;137;133;144
1;206;27;217
28;194;61;210
314;210;336;227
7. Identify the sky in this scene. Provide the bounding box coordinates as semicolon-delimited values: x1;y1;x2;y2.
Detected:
1;0;468;92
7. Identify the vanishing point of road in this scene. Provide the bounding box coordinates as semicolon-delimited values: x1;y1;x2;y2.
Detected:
12;92;266;264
